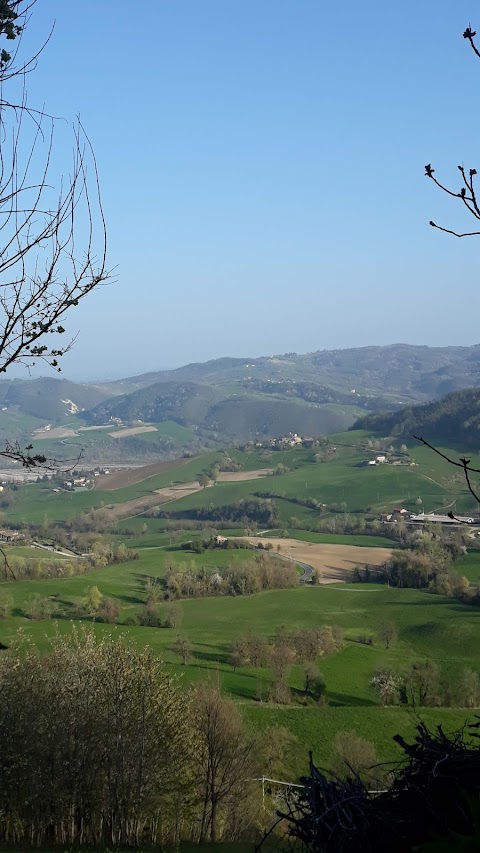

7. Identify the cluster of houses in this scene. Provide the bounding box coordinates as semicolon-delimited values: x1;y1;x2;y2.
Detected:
63;476;91;491
270;433;304;448
359;454;414;468
245;433;308;450
62;467;111;491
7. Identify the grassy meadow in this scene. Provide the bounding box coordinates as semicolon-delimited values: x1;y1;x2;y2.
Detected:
2;431;480;778
1;538;480;776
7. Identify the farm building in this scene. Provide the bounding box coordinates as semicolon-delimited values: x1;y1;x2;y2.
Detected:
0;529;22;542
409;512;475;525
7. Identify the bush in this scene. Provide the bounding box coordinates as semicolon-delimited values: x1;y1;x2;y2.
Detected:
357;634;374;645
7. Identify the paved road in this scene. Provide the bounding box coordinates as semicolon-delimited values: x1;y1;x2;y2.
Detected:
297;560;313;584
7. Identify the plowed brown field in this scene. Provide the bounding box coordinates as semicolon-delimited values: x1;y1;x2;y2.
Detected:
243;537;392;583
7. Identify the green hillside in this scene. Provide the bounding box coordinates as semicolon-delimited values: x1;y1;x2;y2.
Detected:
106;343;480;401
353;387;480;447
4;345;480;465
0;544;480;775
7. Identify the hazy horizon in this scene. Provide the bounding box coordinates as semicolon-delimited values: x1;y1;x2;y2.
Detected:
3;339;480;385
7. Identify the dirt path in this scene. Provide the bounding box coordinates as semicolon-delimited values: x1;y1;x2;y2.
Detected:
243;537;392;584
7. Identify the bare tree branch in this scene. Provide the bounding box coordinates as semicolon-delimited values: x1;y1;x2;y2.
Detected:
0;2;111;469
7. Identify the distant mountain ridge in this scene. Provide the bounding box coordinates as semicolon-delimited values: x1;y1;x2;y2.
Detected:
106;343;480;402
2;344;480;460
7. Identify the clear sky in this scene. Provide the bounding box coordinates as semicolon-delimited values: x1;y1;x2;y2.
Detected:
11;0;480;379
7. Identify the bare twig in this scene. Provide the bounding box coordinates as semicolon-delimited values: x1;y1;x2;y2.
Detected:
413;434;480;507
0;2;111;471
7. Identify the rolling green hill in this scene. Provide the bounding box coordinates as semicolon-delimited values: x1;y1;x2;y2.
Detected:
105;343;480;401
0;377;111;421
4;344;480;464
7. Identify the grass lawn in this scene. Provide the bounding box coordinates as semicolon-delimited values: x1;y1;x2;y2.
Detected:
245;704;475;777
456;551;480;582
2;555;480;776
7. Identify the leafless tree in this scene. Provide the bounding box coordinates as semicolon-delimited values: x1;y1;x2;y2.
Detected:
425;27;480;237
192;683;258;843
420;23;480;508
0;2;109;469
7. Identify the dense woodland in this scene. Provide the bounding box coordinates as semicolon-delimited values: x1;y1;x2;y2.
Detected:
353;387;480;446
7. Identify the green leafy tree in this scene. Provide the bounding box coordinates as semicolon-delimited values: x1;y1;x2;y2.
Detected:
84;585;103;615
330;730;383;788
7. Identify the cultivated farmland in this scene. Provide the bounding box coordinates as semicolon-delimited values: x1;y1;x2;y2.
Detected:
242;537;392;582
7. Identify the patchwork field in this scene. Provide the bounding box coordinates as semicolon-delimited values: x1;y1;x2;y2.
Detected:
33;426;78;440
96;457;192;490
216;469;273;482
243;537;392;582
109;425;159;438
151;469;274;505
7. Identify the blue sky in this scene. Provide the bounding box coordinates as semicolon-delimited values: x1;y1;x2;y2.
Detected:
11;0;480;379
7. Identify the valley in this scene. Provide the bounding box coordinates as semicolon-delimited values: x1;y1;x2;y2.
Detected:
4;343;480;468
2;402;480;782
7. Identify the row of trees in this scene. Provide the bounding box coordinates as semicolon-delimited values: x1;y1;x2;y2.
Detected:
230;625;343;705
0;541;137;583
162;554;297;601
371;658;480;709
157;497;280;527
0;628;276;847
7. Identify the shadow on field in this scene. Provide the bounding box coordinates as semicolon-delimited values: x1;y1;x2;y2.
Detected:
193;645;230;666
380;598;451;607
117;593;144;605
327;691;377;707
448;604;480;615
